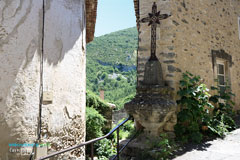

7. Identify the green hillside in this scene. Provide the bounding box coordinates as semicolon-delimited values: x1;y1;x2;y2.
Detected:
86;27;138;109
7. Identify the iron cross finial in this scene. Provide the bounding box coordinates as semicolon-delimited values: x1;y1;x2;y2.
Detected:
140;2;171;61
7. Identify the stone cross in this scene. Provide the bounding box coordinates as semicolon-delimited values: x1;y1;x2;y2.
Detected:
140;2;171;61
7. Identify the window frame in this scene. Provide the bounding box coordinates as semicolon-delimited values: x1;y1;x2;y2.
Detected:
216;60;226;97
211;50;232;98
217;61;225;86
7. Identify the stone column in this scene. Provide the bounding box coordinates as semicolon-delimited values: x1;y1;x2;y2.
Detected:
0;0;86;159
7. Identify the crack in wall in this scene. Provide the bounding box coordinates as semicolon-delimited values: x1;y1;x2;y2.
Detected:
64;106;71;119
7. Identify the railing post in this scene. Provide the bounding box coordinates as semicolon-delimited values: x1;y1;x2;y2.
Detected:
117;128;120;160
91;143;94;160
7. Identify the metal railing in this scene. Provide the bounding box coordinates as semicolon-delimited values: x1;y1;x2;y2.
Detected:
37;116;138;160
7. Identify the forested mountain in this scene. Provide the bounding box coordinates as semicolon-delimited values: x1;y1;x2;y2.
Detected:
86;27;138;109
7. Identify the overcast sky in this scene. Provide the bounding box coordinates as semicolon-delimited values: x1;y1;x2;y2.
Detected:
94;0;136;37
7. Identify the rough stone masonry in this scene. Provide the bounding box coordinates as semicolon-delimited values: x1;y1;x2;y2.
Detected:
134;0;240;109
123;0;240;157
126;0;240;140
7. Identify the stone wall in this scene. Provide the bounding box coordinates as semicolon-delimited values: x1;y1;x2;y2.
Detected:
112;109;128;124
0;0;86;159
137;0;240;110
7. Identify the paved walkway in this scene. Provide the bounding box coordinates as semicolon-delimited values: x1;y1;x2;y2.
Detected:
174;129;240;160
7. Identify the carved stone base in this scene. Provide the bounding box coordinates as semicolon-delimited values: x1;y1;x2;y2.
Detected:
124;85;177;137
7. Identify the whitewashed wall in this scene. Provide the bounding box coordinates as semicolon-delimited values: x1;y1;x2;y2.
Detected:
0;0;86;159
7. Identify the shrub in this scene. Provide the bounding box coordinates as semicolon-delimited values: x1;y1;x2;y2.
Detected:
122;119;135;132
174;72;213;143
208;83;236;138
95;139;116;160
138;134;176;160
86;107;116;159
175;72;237;143
112;118;135;141
86;90;110;115
86;107;105;141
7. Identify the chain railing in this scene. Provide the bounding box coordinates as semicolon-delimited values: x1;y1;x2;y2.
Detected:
37;116;138;160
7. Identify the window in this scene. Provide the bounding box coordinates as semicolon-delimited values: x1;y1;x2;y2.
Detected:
211;50;232;97
217;61;226;96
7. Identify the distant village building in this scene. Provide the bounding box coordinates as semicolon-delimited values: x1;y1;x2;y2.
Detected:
0;0;97;159
133;0;240;110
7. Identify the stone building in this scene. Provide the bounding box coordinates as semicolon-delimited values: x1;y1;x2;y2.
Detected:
0;0;97;159
125;0;240;138
133;0;240;109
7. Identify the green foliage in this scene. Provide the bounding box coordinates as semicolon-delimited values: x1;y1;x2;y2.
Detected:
175;72;237;143
86;107;105;141
115;93;136;110
122;119;135;132
86;91;138;159
87;27;138;66
112;118;135;141
208;114;233;138
86;93;115;159
86;90;110;115
150;134;176;159
139;134;176;160
174;72;213;143
208;83;236;138
86;27;138;110
86;27;139;158
95;139;116;160
95;119;135;160
86;108;116;159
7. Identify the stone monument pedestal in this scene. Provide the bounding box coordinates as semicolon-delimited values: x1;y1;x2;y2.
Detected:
125;85;177;137
122;2;176;158
122;85;177;159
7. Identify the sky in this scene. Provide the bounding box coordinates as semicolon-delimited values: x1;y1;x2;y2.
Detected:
94;0;136;37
